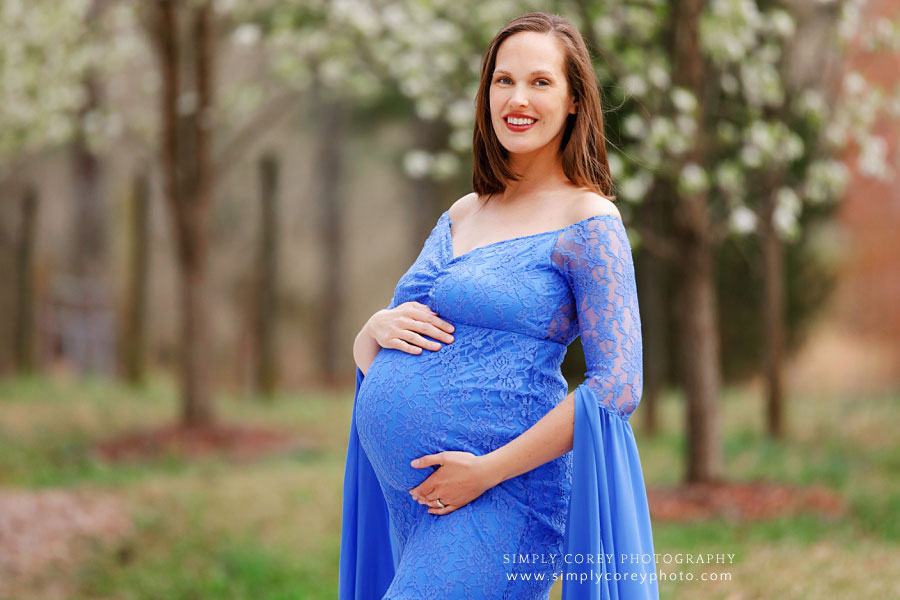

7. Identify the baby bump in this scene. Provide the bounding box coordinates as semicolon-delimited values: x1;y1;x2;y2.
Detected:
355;326;542;492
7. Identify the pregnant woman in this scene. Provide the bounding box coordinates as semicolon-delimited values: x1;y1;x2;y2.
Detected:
340;12;658;600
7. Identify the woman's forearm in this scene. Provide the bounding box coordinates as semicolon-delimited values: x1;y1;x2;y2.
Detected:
481;392;575;486
353;313;384;375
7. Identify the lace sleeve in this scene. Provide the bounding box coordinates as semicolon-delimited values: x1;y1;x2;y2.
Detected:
556;217;658;599
558;216;643;420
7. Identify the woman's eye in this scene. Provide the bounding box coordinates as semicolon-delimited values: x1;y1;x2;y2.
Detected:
495;77;550;86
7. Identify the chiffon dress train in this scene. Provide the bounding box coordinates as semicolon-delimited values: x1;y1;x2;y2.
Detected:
339;209;659;599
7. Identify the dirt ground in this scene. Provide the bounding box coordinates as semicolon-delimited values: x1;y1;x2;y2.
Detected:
647;480;847;522
0;423;311;599
0;488;131;599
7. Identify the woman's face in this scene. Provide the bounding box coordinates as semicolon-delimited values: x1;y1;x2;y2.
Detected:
489;31;577;157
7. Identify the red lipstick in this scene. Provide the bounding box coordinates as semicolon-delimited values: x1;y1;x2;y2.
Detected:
503;112;538;132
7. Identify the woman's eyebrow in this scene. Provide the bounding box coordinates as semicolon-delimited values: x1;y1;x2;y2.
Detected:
493;69;554;77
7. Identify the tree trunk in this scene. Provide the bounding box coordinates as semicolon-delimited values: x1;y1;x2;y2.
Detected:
411;117;453;248
72;74;105;279
179;254;212;424
671;0;724;483
761;195;785;439
122;171;150;384
255;153;279;396
154;0;217;426
14;186;38;374
70;70;117;376
312;79;345;386
182;1;215;425
636;182;671;436
673;225;724;482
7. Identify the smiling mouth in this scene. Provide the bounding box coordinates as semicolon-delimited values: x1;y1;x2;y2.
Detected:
503;117;538;133
504;117;537;131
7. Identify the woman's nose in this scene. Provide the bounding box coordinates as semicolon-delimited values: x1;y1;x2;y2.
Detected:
510;87;529;109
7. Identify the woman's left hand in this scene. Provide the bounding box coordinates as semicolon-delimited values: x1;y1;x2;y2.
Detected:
409;451;500;515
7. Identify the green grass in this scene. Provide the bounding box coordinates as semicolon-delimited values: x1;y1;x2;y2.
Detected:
1;372;899;599
622;384;900;599
75;475;341;600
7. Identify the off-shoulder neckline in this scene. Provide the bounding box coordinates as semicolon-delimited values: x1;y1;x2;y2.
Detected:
442;209;622;264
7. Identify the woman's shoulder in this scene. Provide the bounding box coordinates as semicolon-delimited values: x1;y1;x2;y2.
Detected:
447;192;479;224
448;189;619;224
566;189;621;224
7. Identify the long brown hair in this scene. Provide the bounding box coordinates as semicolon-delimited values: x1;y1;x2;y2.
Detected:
472;12;615;201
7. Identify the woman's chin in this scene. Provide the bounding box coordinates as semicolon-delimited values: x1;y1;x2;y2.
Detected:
500;142;546;156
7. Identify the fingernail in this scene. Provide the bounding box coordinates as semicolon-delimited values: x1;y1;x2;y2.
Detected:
410;459;418;466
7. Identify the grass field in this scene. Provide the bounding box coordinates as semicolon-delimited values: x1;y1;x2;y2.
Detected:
0;373;898;599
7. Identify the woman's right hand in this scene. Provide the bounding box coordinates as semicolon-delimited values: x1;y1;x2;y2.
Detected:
365;302;455;354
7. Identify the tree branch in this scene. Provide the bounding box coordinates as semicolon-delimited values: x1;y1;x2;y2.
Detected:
213;90;299;180
633;224;679;262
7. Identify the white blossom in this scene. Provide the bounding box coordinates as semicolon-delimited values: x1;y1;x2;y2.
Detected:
843;71;866;96
232;23;261;47
415;96;441;120
769;9;795;37
447;98;474;128
716;161;744;196
620;171;654;203
665;131;691;155
740;144;763;169
729;205;757;234
593;15;617;38
676;114;697;138
671;87;698;113
622;74;648;97
773;200;799;239
430;151;460;180
803;159;849;204
623;114;646;138
795;89;827;121
449;127;471;153
720;72;740;95
775;187;802;219
679;162;709;194
857;134;892;180
647;63;670;89
607;151;625;179
403;149;432;179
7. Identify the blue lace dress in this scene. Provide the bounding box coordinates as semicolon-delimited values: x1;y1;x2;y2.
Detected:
339;209;659;600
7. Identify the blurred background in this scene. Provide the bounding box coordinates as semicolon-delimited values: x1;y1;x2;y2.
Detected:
1;0;899;598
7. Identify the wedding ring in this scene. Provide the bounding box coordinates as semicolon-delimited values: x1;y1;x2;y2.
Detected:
435;498;445;509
